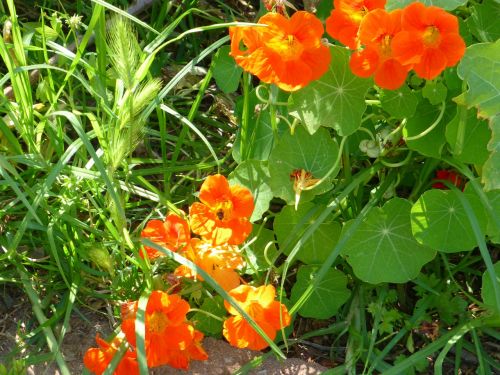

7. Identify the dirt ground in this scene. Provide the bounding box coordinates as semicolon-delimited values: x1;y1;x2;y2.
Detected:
0;293;327;375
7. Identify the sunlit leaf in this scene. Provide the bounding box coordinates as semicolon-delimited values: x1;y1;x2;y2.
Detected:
268;126;339;205
290;265;350;319
380;84;418;119
457;40;500;119
342;198;436;284
229;160;273;222
481;261;500;315
288;46;372;136
212;45;242;94
386;0;467;11
411;189;488;252
274;202;341;264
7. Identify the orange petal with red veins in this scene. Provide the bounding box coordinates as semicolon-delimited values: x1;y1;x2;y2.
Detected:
350;48;379;78
189;202;216;237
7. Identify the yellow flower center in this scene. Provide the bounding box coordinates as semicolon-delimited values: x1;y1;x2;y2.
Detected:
267;33;304;61
380;35;392;57
148;311;169;334
214;200;233;221
423;26;440;47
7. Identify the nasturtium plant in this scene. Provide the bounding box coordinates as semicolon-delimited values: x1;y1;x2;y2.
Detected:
268;126;340;205
380;85;418;119
410;188;488;252
481;262;500;315
212;45;242;94
288;46;372;136
192;296;226;337
290;265;351;319
341;198;436;284
457;40;500;119
229;160;273;222
403;99;452;159
422;81;447;106
466;1;500;43
445;106;491;165
482;115;500;191
386;0;467;11
245;226;278;274
274;202;341;265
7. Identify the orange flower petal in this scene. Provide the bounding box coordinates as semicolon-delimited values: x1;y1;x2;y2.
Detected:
189;202;216;237
223;315;277;351
350;48;379;78
229;185;255;219
440;33;466;67
391;31;423;66
413;48;447;80
199;174;232;208
374;58;408;90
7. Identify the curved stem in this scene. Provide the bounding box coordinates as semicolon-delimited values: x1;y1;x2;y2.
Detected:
405;101;445;141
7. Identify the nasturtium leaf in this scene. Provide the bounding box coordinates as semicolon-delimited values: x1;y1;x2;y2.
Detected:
482;115;500;191
457;40;500;119
386;0;467;11
403;99;452;159
445;106;491;165
380;85;418;119
481;261;500;315
341;198;436;284
422;81;447;105
229;160;273;222
245;226;278;274
411;189;488;252
274;202;341;265
466;1;500;43
212;46;242;94
290;265;351;319
268;126;339;205
288;46;372;136
192;296;226;337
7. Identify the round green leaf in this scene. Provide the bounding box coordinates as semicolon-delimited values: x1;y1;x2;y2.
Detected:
411;189;488;252
457;40;500;119
192;296;226;337
288;46;372;136
403;99;452;159
481;261;500;315
290;265;351;319
422;81;447;106
212;45;242;94
445;107;491;165
268;126;339;205
274;202;341;264
466;2;500;43
380;85;418;119
386;0;467;11
482;115;500;191
229;160;273;222
245;226;278;274
342;198;436;284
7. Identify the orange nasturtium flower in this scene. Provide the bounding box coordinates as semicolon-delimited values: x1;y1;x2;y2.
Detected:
83;334;138;375
325;0;386;49
230;11;331;92
140;213;190;259
391;2;465;80
223;285;291;351
349;9;410;90
175;238;244;291
120;291;207;369
190;174;254;246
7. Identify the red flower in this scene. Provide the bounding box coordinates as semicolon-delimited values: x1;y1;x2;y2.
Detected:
230;11;331;91
140;213;190;259
223;285;291;351
432;170;464;190
326;0;386;49
190;174;254;246
83;334;138;375
349;9;410;89
391;2;465;80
